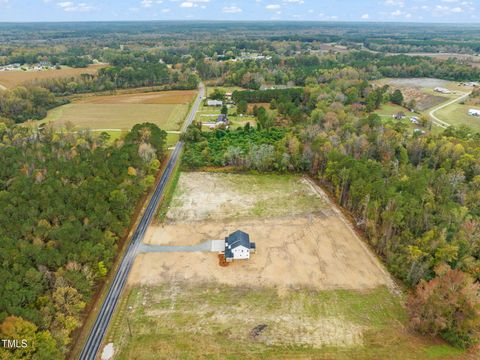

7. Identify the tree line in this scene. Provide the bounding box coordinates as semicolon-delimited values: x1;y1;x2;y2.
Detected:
0;122;166;358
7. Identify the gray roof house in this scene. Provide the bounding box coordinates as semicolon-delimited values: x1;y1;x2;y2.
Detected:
216;114;229;124
207;99;223;106
224;230;256;262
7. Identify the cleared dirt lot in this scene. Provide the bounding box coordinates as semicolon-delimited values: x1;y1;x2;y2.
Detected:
109;173;468;359
0;64;105;89
131;172;393;291
133;215;393;290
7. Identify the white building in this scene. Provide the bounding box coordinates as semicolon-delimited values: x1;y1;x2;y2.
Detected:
434;87;452;94
468;109;480;117
206;99;223;107
223;230;256;262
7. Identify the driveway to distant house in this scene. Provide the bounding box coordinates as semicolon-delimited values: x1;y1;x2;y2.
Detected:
429;91;471;128
138;240;214;253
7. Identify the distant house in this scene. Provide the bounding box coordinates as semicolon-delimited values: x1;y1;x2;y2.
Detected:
410;116;420;124
461;82;479;87
434;87;452;94
202;114;229;129
216;114;229;125
469;109;480;117
206;99;223;107
224;230;256;262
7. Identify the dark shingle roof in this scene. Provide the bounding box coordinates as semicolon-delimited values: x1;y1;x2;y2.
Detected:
226;230;250;249
216;114;228;123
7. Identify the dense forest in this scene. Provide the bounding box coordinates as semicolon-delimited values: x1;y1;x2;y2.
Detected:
0;122;166;358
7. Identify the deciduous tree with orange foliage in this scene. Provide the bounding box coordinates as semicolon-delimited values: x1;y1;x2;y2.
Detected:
408;264;480;349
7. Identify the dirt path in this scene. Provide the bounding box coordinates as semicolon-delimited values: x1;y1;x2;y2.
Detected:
429;91;471;128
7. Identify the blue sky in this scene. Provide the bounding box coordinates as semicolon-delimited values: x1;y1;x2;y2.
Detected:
0;0;478;22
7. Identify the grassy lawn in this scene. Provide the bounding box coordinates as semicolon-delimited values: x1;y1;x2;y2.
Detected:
196;103;256;130
434;102;480;132
107;284;465;360
166;132;180;147
376;103;417;118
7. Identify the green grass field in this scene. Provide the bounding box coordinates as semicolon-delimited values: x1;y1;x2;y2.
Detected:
376;103;417;118
434;103;480;132
42;103;189;131
107;284;465;360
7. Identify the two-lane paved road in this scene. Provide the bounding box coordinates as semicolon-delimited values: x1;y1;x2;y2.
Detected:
78;83;204;360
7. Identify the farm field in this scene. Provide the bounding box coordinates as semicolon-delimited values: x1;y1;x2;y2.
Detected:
105;172;467;359
0;64;105;89
41;90;196;131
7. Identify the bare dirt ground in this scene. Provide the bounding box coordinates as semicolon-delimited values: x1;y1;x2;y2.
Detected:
131;173;394;291
113;173;429;356
133;215;393;291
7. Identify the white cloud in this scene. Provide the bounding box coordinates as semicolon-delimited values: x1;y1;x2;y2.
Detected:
384;0;404;7
57;1;94;11
222;6;242;13
266;4;281;10
361;13;369;19
179;0;209;8
142;0;164;7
